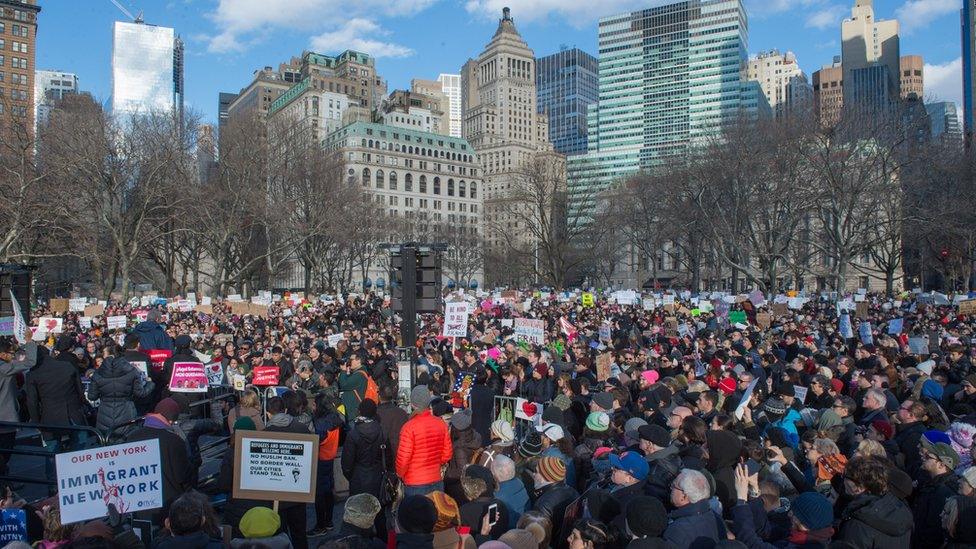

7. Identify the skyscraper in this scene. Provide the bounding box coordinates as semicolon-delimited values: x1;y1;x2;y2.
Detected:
746;50;813;119
841;0;899;108
567;0;767;214
217;92;237;133
964;0;975;141
1;0;40;143
812;58;845;127
111;21;184;118
536;47;598;156
35;70;78;129
900;55;924;99
926;102;963;143
437;74;462;138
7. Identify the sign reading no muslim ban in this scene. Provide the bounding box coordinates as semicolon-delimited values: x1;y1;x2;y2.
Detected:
233;430;319;503
55;440;163;524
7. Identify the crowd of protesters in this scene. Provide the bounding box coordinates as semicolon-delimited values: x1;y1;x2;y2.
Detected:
2;288;976;549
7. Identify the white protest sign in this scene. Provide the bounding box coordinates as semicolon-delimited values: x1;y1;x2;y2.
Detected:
327;333;345;348
10;290;26;345
201;296;212;306
513;318;545;345
642;298;655;311
78;317;92;329
129;360;149;380
177;299;192;312
205;362;224;386
226;294;243;302
500;319;514;328
69;298;87;312
36;317;63;334
443;302;469;338
734;379;759;420
106;315;128;330
793;385;809;404
233;431;318;503
55;440;163;524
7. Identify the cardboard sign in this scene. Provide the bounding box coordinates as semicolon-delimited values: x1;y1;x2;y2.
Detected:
772;303;788;317
664;317;679;337
327;334;344;348
69;298;87;312
168;362;208;393
252;366;280;386
49;298;69;313
514;318;545;345
959;300;976;315
233;430;319;503
595;352;613;382
206;362;224;386
756;312;772;329
855;302;869;320
443;302;469;338
107;315;128;330
0;509;26;544
55;440;163;524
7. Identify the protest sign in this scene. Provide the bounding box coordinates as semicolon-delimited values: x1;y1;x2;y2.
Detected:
49;298;69;313
37;317;64;334
147;349;172;372
69;298;87;312
443;302;469;338
888;318;904;335
859;322;873;346
642;298;654;311
756;312;772;329
855;302;869;320
56;440;163;524
233;430;318;503
581;293;595;307
226;294;243;302
771;303;788;317
664;317;679;337
10;291;25;345
793;385;808;404
959;300;976;315
514;398;543;423
168;362;208;393
595;353;613;382
83;304;105;317
729;311;747;325
327;334;344;348
514;317;546;345
839;314;854;339
252;366;280;386
0;509;26;544
106;315;127;330
77;316;92;330
128;360;149;380
908;337;929;355
176;299;192;312
206;362;224;386
598;322;612;343
500;319;513;328
734;379;759;420
0;317;12;337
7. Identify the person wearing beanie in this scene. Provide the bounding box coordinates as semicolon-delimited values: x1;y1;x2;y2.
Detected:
397;495;438;548
960;466;976;497
834;456;912;548
523;362;555;405
319;493;385;549
531;457;579;549
473;420;517;469
126;397;191;518
446;409;484;502
459;465;510;543
624;496;669;549
232;507;291;549
425;491;476;549
499;529;538;549
397;385;453;497
538;423;577;489
913;432;962;547
517;430;544;459
638;424;680;502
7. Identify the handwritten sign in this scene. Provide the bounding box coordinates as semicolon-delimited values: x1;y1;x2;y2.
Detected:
233;431;318;503
252;366;280;386
168;362;208;393
595;352;613;382
55;440;162;524
959;300;976;315
514;318;545;345
581;293;595;307
443;302;469;338
69;298;87;312
327;333;344;348
107;315;128;330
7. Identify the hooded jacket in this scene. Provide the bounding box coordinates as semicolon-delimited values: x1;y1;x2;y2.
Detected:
88;356;154;433
705;430;743;515
836;492;912;549
341;417;387;497
132;320;172;351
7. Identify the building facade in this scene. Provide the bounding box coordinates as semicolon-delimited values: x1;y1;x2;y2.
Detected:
437;74;462;138
0;0;40;143
926;102;963;143
34;69;77;129
322;121;485;286
567;0;769;216
841;0;900;109
386;86;449;136
964;0;975;141
812;58;844;126
899;55;924;99
746;50;813;119
111;21;184;118
536;47;598;156
217;91;237;133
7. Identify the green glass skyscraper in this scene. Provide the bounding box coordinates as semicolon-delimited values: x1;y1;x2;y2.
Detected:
567;0;768;213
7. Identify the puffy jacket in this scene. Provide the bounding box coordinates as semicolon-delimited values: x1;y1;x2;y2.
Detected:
532;481;579;549
341;417;387;497
912;470;958;548
836;493;912;549
88;356;154;433
395;409;452;486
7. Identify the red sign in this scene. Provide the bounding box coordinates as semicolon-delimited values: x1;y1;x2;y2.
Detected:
252;366;280;386
147;349;173;372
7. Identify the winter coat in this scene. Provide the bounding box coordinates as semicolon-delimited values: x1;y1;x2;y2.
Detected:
663;500;726;549
152;531;222;549
894;421;926;477
0;342;35;426
469;384;495;442
836;493;912;549
132;320;172;351
522;377;554;404
730;501;829;549
912;470;959;548
127;414;191;512
230;533;293;549
227;405;265;433
705;430;742;515
396;532;435;549
338;367;369;422
460;497;510;543
532;481;579;549
217;447;269;538
25;352;86;429
645;445;681;501
446;426;483;481
341;417;387;497
495;477;529;528
395;409;453;486
87;356;154;433
376;400;409;457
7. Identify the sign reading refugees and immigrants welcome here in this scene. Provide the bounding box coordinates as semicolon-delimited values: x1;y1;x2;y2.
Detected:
233;430;318;503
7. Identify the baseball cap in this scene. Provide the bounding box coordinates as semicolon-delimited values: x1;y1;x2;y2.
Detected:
609;451;649;481
536;423;565;442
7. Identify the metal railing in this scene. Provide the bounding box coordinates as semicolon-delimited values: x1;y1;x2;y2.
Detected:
0;421;104;490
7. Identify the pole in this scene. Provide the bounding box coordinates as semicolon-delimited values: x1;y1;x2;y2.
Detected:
401;246;417;350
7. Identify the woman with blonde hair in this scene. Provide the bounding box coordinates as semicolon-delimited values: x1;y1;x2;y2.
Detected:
227;389;264;433
853;439;887;460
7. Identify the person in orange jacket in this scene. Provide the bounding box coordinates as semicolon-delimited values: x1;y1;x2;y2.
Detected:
396;385;453;497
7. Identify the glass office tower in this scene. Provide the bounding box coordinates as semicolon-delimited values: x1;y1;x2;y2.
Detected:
111;21;184;118
536;48;598;156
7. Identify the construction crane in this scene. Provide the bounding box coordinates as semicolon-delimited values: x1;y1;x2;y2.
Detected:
109;0;144;23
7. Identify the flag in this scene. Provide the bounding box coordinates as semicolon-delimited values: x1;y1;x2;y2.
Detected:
559;317;578;342
10;290;26;345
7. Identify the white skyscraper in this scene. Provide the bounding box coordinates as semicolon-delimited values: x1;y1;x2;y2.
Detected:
746;50;813;119
111;21;184;118
35;70;79;128
437;73;462;137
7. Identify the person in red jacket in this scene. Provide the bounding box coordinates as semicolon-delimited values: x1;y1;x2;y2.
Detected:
396;385;453;497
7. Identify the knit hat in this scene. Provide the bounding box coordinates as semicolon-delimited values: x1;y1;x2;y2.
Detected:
478;542;512;549
917;359;936;375
154;398;181;421
344;493;381;530
542;405;564;426
499;529;538;549
552;394;572;411
174;334;192;349
240;507;280;538
964;374;976;388
870;419;894;441
638;424;671;448
640;370;660;386
763;397;787;417
625;496;668;538
537;423;565;442
411;385;432;410
718;377;737;396
233;416;256;431
830;378;845;394
888;467;914;500
950;422;976;452
585;411;610;432
491;419;515;445
592;392;615;411
624;417;648;440
451;409;473;431
426;491;460;532
397;495;437;534
518;430;543;458
536;456;566;483
790;492;834;530
962;467;976;491
534;363;549;378
922;379;944;400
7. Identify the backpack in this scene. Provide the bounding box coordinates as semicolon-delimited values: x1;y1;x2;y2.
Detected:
355;369;380;404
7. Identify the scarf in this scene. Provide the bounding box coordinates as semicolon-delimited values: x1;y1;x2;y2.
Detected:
788;526;835;545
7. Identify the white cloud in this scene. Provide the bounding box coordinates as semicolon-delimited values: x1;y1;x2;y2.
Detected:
463;0;650;26
895;0;959;34
924;57;964;107
310;19;414;58
205;0;437;53
805;5;847;29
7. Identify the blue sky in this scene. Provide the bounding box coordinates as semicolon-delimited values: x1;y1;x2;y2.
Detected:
37;0;967;124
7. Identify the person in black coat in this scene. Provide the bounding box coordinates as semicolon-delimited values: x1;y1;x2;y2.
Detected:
835;456;912;548
341;399;388;498
376;381;408;458
469;370;495;443
161;335;206;415
263;396;311;549
522;364;555;404
912;436;960;549
126;398;192;521
216;416;269;538
87;349;154;436
25;346;87;446
121;334;155;414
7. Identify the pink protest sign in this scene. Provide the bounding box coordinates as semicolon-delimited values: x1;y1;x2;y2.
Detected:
168;362;208;393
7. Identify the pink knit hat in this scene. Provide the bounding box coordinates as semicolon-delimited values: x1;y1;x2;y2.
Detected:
641;370;660;386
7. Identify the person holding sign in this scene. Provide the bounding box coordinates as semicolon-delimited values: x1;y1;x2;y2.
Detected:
87;341;155;435
162;335;206;416
0;337;36;475
126;398;192;520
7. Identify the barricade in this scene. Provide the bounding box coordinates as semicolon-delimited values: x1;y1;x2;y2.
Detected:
0;421;103;491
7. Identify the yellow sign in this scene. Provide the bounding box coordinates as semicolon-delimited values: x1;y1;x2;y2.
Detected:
582;293;595;307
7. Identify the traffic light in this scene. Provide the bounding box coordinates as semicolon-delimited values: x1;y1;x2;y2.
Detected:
0;264;32;317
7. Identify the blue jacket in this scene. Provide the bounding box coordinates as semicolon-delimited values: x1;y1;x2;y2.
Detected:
496;477;529;528
133;321;173;351
663;500;726;549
